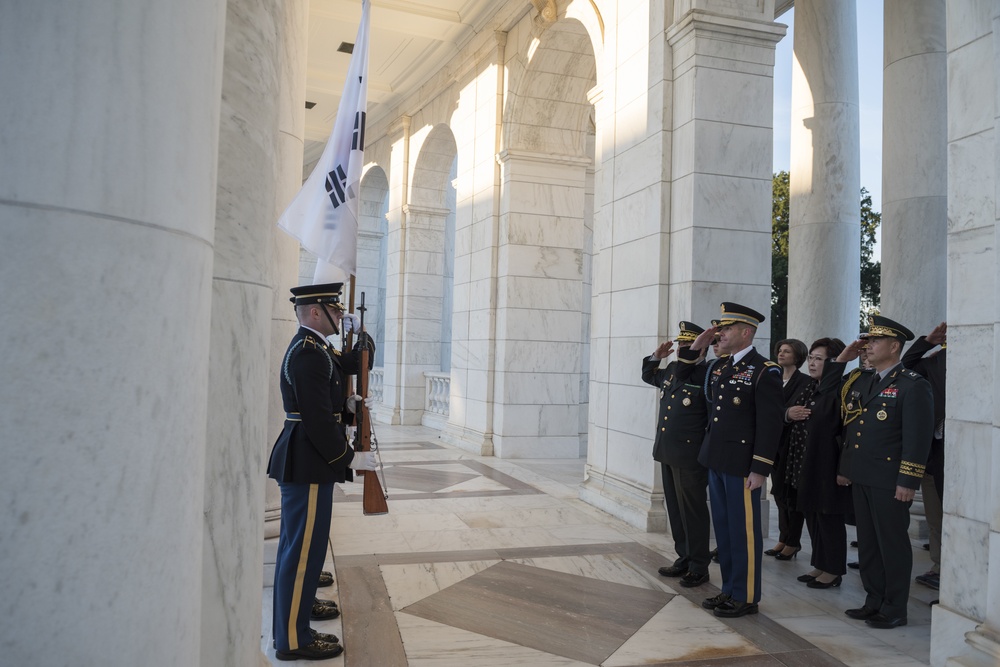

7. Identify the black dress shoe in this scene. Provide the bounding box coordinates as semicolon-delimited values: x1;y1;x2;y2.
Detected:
710;548;719;563
714;600;759;618
847;561;860;569
679;571;710;588
658;563;688;577
276;639;344;661
311;600;340;620
807;575;842;589
845;605;879;620
273;629;341;650
764;543;786;557
866;613;907;629
774;546;801;561
317;570;334;588
850;540;858;548
797;573;817;583
701;592;732;610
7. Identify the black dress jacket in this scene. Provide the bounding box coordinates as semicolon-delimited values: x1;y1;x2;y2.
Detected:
267;327;360;484
678;347;784;477
795;367;852;514
829;361;933;491
642;356;709;469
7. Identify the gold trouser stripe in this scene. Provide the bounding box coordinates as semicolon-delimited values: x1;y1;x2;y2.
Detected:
743;481;755;602
288;484;319;650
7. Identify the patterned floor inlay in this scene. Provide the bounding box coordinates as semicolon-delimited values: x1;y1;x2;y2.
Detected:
336;458;543;503
401;560;673;664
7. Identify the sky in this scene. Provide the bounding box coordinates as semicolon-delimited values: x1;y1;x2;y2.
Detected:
772;2;885;212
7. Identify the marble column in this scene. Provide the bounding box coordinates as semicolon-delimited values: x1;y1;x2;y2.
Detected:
383;204;448;424
440;36;505;455
264;0;309;542
879;0;947;337
380;116;411;426
0;2;226;665
492;150;589;458
787;0;861;347
201;1;290;665
931;6;999;667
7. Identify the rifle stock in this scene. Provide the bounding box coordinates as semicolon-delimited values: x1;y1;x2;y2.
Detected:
357;334;388;515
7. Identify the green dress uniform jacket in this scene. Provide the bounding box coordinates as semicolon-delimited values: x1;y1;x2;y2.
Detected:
267;327;360;484
641;357;709;469
677;347;784;477
829;361;933;491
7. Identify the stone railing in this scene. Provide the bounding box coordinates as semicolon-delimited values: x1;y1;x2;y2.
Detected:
369;367;384;404
422;371;450;430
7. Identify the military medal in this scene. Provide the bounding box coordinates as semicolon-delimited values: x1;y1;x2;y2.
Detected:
682;397;691;406
877;409;888;421
732;397;741;406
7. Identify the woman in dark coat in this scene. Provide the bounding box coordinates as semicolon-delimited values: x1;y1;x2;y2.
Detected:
792;337;852;588
766;339;810;559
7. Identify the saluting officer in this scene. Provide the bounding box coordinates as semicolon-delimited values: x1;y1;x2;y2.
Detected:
677;302;784;618
642;321;712;588
268;283;376;661
830;315;933;629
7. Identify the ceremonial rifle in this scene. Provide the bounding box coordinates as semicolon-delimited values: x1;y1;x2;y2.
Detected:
353;291;388;515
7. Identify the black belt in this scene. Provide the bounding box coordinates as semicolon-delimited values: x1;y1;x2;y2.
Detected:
285;412;341;423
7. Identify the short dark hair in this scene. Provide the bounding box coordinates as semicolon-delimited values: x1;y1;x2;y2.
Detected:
810;337;846;359
774;338;808;367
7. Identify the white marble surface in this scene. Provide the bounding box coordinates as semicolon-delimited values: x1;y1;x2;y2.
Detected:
880;0;947;338
0;1;227;663
787;0;860;348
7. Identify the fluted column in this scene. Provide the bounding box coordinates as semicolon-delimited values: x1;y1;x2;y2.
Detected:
201;1;291;665
879;0;947;336
0;2;226;664
788;0;861;346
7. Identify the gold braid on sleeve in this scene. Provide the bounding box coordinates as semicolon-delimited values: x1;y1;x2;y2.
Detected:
841;369;863;425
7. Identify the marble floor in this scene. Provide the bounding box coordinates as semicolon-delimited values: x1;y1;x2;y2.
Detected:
262;425;935;666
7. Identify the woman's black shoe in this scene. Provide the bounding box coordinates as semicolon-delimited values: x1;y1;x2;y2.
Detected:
807;575;842;589
797;573;817;583
774;546;801;561
764;543;786;557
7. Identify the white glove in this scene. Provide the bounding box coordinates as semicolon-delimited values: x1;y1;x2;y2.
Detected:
346;394;362;414
349;451;377;471
343;313;361;334
365;395;376;409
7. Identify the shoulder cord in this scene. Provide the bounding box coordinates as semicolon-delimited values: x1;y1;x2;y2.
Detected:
840;368;863;425
283;339;334;385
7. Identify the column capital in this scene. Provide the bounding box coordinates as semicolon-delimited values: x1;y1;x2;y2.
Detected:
496;148;592;168
666;9;786;48
402;203;451;218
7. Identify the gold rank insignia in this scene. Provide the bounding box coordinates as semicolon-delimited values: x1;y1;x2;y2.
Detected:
682;397;691;406
877;409;888;421
732;397;741;406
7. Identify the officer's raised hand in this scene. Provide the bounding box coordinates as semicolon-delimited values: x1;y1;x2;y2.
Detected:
837;338;867;363
690;326;719;352
926;322;947;346
652;341;674;360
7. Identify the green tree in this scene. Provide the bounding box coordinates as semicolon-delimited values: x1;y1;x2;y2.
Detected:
770;172;881;343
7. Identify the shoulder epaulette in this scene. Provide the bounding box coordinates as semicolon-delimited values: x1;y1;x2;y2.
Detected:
901;368;922;380
764;361;780;368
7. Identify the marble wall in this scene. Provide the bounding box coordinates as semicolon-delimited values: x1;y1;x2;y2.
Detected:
931;3;1000;666
0;2;227;664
